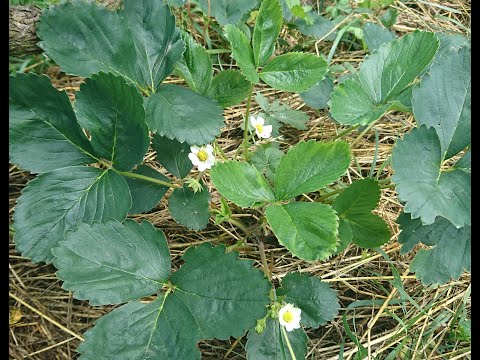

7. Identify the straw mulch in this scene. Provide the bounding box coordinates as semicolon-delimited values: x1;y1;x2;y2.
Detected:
9;0;471;359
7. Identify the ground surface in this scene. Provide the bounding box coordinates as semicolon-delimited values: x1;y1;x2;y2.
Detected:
9;0;471;359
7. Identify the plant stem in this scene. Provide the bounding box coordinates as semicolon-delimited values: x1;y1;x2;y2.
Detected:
242;84;255;160
331;124;360;140
227;218;249;235
316;187;344;202
350;120;379;147
213;139;228;161
115;170;181;188
281;326;297;360
258;240;272;281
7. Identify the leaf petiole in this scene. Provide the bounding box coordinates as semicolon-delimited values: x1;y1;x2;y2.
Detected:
280;325;297;360
115;169;181;188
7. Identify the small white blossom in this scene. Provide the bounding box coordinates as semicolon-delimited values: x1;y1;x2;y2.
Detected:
278;303;301;332
188;144;215;171
250;116;272;139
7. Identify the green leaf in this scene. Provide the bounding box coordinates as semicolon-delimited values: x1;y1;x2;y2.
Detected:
253;0;283;67
330;31;439;125
379;7;398;28
274;140;351;200
144;84;224;145
423;33;469;75
75;73;149;171
78;244;271;359
52;219;170;305
397;214;471;286
363;22;395;52
246;318;308;359
266;203;339;261
412;45;470;159
168;184;211;230
391;125;470;228
151;134;193;178
13;167;131;263
121;0;185;91
207;70;252;108
250;143;284;182
211;161;276;208
37;0;183;92
225;24;259;83
198;0;257;26
332;178;390;248
299;76;334;109
9;73;95;173
123;164;170;214
174;31;213;95
259;52;328;92
295;12;336;41
277;272;339;328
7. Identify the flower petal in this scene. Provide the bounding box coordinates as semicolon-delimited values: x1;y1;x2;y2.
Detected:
256;116;265;125
190;145;200;154
250;116;257;127
205;144;214;154
188;153;200;165
198;162;208;172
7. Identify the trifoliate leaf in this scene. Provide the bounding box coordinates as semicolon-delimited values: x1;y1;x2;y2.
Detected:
207;70;252;108
259;52;328;92
168;184;211;230
144;84;224;145
330;31;439;125
37;0;184;92
252;0;283;67
13;167;131;263
265;203;339;261
151;134;193;179
123;164;170;214
225;24;259;83
211;161;276;208
9;73;95;173
246;318;308;360
299;76;334;109
198;0;257;26
277;272;339;328
52;219;170;305
397;213;471;286
77;244;271;359
174;31;213;95
75;73;149;171
412;45;470;159
363;22;395;52
391;125;470;228
332;178;390;248
250;143;284;182
274;140;351;200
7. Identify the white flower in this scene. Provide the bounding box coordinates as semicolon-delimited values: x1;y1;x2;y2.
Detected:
278;303;301;332
250;116;272;139
188;144;215;171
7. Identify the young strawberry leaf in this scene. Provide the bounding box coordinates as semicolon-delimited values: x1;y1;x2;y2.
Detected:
224;24;259;83
211;161;276;208
332;178;390;249
75;73;149;172
123;165;170;214
9;73;96;174
13;167;131;263
412;45;470;159
329;31;439;125
52;219;170;305
252;0;283;67
168;184;211;230
151;134;193;179
277;272;340;328
207;70;252;108
76;243;271;359
197;0;257;26
250;143;284;182
246;318;308;359
174;31;213;95
37;0;184;92
391;126;470;228
274;140;351;200
259;52;328;92
144;84;224;145
397;213;471;286
265;203;339;261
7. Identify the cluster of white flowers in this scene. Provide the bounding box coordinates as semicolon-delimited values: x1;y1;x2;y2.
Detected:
250;115;273;139
278;303;302;332
188;144;215;171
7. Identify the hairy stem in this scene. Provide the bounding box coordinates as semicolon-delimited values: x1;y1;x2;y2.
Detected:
242;84;255;160
258;240;272;281
281;325;297;360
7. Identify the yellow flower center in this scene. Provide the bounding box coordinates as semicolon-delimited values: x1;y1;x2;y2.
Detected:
256;124;264;133
197;150;208;162
282;310;294;323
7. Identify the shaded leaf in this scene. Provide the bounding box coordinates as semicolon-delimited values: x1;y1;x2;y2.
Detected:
52;219;170;305
151;134;193;178
198;0;257;26
250;143;284;182
207;70;252;108
168;184;211;230
225;24;259;83
363;22;395;52
299;76;334;109
266;203;339;261
295;12;336;41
